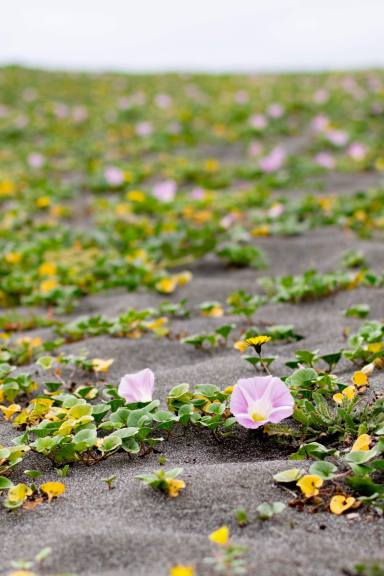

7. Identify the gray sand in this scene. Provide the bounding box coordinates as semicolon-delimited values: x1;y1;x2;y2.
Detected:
1;199;384;575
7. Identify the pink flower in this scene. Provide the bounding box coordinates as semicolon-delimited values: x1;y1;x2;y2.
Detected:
155;93;172;109
230;375;294;429
326;130;348;147
248;141;263;157
249;114;267;130
153;180;176;202
348;142;367;161
234;90;249;104
28;153;45;169
267;103;284;118
190;186;205;200
53;102;69;119
259;147;285;172
72;105;88;123
311;114;329;132
268;203;284;218
168;121;181;134
118;368;155;404
104;166;124;187
136;121;153;137
315;152;335;169
313;89;329;104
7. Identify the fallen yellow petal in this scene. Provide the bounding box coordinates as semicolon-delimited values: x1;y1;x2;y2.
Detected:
330;495;356;515
41;481;65;502
296;474;323;498
234;340;249;353
92;358;114;373
209;525;229;546
166;479;186;498
352;371;368;388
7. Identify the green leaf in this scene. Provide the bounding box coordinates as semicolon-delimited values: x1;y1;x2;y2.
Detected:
273;468;305;483
36;356;54;370
0;476;13;490
100;434;122;452
309;461;337;480
257;501;286;520
289;442;335;460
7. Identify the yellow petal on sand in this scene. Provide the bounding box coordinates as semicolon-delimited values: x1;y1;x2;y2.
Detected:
166;479;186;498
352;371;368;388
209;525;229;546
296;474;323;498
92;358;114;373
330;495;356;515
41;481;65;503
233;340;250;353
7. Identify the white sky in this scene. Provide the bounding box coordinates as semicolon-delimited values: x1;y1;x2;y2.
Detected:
1;0;384;72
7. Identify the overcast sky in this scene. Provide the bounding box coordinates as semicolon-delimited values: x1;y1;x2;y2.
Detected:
1;0;384;72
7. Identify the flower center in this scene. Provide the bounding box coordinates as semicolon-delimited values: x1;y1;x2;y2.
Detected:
250;410;266;422
248;397;273;423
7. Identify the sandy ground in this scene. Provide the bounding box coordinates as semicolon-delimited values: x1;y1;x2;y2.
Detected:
1;177;384;575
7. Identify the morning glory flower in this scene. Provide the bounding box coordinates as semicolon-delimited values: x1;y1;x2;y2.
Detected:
104;166;124;187
118;368;155;404
153;180;177;202
229;375;294;429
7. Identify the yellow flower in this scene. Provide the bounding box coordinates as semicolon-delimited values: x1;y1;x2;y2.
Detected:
352;371;368;388
176;271;192;287
92;358;114;373
5;252;22;264
209;525;229;546
330;495;356;515
115;203;131;216
234;340;250;353
127;190;146;202
156;277;178;294
375;157;384;171
169;566;194;576
41;481;65;502
351;434;371;452
201;305;223;318
0;403;21;420
251;225;270;237
333;385;356;404
36;196;51;208
38;262;57;276
166;478;186;498
234;335;271;354
0;179;15;197
40;278;58;294
224;386;233;395
204;158;219;172
296;474;323;498
318;197;333;212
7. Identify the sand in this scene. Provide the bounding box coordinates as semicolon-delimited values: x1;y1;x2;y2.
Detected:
1;177;384;576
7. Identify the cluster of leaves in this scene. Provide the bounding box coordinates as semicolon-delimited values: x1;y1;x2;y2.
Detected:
274;434;384;514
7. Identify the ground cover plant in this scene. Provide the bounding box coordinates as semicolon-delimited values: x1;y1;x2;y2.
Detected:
0;66;384;576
